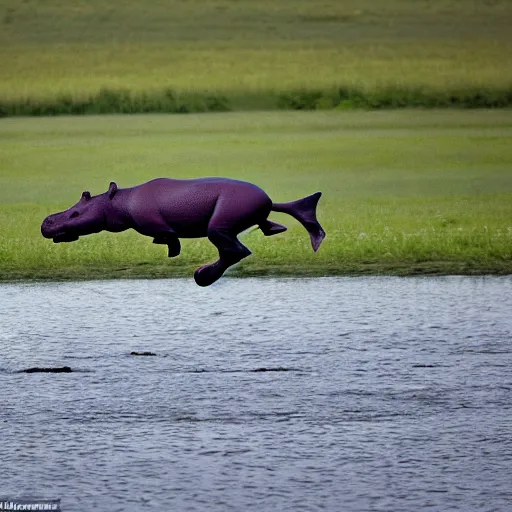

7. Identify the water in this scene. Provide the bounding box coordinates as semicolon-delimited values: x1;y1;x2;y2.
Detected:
1;277;511;512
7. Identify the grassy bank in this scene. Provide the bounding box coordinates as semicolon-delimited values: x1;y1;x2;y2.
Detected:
1;0;512;115
0;110;511;280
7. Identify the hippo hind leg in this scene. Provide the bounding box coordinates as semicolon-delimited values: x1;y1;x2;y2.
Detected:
194;193;271;286
153;236;181;258
259;219;287;236
194;227;251;287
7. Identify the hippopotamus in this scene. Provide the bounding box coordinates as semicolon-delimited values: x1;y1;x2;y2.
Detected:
41;177;325;286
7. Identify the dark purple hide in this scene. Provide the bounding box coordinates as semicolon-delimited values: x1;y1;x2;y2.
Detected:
41;178;325;286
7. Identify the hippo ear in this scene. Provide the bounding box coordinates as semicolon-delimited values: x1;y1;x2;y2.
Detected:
108;182;118;199
81;191;91;202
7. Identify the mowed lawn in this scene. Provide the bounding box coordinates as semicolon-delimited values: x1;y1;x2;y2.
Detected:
0;110;511;280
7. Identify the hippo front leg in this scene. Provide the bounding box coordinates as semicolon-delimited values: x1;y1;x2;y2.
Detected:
153;236;181;258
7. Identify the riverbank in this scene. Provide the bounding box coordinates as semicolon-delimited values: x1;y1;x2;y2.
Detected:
1;110;511;281
2;262;512;283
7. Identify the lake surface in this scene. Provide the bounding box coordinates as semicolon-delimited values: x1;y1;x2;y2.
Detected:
1;276;511;512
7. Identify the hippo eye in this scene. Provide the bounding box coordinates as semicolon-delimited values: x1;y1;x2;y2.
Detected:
70;211;79;219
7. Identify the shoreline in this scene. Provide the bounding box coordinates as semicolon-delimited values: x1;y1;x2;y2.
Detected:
2;262;511;283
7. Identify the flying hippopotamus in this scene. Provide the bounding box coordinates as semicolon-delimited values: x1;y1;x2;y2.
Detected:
41;177;326;286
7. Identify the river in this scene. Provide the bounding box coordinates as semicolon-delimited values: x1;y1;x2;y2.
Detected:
1;277;511;511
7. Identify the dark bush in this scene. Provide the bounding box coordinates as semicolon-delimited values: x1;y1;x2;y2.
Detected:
0;85;511;118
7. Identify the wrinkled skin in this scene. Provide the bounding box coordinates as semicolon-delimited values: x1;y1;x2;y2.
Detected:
41;178;325;286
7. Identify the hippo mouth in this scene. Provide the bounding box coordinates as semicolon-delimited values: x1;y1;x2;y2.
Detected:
53;233;79;243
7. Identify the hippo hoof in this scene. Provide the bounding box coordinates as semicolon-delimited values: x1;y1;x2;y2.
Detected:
167;244;180;258
194;263;224;287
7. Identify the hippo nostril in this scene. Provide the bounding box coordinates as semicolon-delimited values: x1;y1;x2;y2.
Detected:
41;217;55;237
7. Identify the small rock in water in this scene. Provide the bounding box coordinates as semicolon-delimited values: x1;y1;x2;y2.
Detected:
130;351;157;356
252;367;290;372
22;366;73;373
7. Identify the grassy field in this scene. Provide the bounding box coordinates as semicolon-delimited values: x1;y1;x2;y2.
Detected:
1;0;512;113
0;110;511;280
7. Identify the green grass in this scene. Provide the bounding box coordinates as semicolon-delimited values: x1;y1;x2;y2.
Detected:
0;110;511;280
1;0;511;113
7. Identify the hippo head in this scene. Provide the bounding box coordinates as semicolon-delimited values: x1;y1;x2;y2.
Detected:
41;182;118;243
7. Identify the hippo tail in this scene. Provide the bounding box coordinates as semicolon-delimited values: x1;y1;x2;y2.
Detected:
271;192;326;252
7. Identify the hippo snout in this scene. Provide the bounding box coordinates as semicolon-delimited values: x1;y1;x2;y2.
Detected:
41;216;55;238
41;214;80;243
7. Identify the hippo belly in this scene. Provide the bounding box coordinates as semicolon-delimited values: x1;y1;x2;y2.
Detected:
156;180;221;237
145;178;272;238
